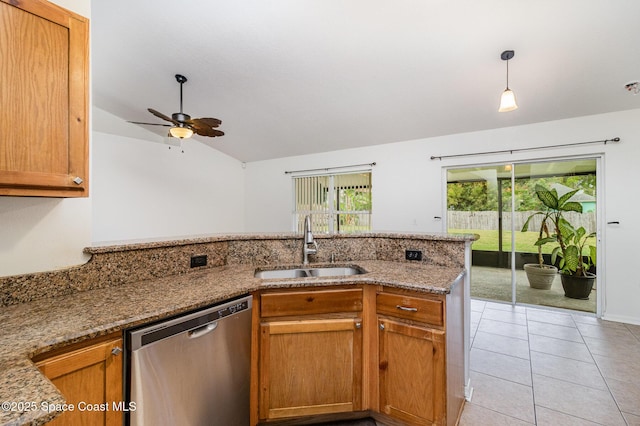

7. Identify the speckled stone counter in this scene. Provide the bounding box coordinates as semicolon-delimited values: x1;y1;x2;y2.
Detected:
0;232;475;426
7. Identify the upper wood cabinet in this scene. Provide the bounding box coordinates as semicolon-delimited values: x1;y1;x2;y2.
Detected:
0;0;89;197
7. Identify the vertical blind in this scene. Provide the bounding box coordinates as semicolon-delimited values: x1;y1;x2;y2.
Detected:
293;172;372;233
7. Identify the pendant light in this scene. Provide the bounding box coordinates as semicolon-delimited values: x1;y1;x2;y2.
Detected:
498;50;518;112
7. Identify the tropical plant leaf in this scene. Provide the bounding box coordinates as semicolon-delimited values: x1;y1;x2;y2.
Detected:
561;201;583;213
590;245;597;266
535;185;558;209
535;237;557;246
575;226;586;242
551;246;560;265
563;245;580;273
557;189;580;207
521;212;543;232
557;217;575;240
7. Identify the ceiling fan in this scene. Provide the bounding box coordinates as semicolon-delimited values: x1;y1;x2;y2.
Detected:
128;74;224;139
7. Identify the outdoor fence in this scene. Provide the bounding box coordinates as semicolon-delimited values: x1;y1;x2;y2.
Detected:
448;211;596;234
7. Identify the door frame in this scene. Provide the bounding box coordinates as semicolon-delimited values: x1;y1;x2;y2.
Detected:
442;153;604;317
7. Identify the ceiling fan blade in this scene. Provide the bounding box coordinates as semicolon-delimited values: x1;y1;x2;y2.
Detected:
192;126;225;137
127;120;171;127
186;117;224;137
187;117;222;128
148;108;180;125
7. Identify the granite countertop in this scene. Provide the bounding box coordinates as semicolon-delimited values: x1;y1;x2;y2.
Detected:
0;260;465;426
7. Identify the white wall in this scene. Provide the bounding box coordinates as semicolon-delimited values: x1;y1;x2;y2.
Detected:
91;129;245;242
244;109;640;324
0;0;92;277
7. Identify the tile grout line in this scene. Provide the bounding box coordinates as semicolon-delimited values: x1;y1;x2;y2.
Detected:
525;307;538;426
578;317;630;425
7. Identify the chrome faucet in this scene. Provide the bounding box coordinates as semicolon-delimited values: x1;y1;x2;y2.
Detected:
302;215;318;265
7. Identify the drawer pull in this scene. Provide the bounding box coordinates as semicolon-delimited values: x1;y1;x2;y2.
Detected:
396;305;418;312
379;323;385;330
355;322;362;329
111;346;122;356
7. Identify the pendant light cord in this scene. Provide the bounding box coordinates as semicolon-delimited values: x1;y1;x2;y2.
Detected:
506;59;510;90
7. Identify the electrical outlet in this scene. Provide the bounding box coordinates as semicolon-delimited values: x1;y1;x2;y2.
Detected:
405;249;422;261
190;255;208;268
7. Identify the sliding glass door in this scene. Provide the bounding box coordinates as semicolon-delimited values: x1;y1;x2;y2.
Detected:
447;158;598;313
447;164;514;303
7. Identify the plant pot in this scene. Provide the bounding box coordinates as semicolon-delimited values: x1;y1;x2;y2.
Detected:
523;264;558;289
561;273;595;299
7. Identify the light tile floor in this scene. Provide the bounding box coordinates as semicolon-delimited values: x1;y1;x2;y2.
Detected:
459;300;640;426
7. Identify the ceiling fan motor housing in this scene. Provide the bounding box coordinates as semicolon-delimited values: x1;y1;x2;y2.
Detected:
172;112;191;124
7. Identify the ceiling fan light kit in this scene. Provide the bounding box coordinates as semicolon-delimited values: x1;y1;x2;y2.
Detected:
498;50;518;112
128;74;224;140
169;126;194;139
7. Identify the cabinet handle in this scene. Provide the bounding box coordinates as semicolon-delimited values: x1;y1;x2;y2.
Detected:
73;177;84;185
379;323;385;330
355;322;362;329
396;305;418;312
111;346;122;356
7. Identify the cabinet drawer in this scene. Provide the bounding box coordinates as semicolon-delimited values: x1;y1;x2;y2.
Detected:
377;292;443;326
261;288;363;317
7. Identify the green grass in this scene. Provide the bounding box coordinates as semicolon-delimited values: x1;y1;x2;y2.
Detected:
449;229;558;254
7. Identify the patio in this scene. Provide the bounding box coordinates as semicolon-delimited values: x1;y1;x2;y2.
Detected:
470;266;596;313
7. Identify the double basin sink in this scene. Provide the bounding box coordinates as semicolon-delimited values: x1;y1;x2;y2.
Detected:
254;265;365;279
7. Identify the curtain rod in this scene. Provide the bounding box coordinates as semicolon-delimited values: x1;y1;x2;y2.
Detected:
430;137;620;161
284;162;376;175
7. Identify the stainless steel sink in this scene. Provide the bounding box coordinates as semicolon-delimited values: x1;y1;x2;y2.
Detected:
255;265;365;279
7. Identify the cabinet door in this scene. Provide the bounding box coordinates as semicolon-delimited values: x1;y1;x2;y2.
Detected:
378;318;445;426
36;337;123;426
259;318;363;420
0;0;89;197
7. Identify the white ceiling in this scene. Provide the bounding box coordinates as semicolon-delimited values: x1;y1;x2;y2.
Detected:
91;0;640;163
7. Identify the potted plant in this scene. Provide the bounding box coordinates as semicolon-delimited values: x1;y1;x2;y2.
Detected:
551;218;597;299
520;184;581;289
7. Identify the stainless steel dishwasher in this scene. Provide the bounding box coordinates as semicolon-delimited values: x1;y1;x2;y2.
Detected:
126;295;252;426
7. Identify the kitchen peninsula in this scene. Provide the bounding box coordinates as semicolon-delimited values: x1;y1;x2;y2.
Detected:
0;232;475;426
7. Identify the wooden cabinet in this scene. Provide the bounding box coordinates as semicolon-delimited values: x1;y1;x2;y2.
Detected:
252;283;465;426
0;0;89;197
376;287;465;426
378;296;446;425
253;287;365;423
259;318;363;420
34;334;123;426
378;319;445;425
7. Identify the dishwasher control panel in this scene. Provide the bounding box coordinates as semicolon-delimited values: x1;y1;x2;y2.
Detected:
128;295;252;350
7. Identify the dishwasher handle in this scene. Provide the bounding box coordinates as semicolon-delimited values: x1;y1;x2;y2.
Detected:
188;321;219;339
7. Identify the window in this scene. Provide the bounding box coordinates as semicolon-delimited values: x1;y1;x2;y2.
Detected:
293;171;372;233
